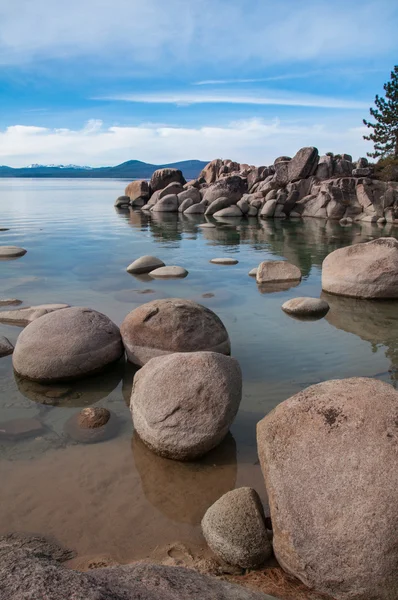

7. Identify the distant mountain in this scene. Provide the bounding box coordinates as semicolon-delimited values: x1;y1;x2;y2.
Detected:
0;159;208;180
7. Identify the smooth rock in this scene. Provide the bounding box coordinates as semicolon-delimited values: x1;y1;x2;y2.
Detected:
0;418;44;440
158;182;184;199
202;487;272;568
288;147;319;182
0;299;22;306
322;237;398;298
149;266;188;279
184;202;206;214
124;180;150;202
126;255;165;274
281;297;330;319
213;206;243;218
114;196;130;208
210;258;239;265
0;304;69;326
177;187;201;206
13;307;124;382
151;194;178;212
202;176;247;205
120;298;231;366
248;268;258;277
0;246;27;258
131;351;242;460
178;197;195;212
257;377;398;600
260;199;277;218
205;196;236;216
198;223;216;228
64;408;119;444
150;168;186;192
0;336;14;357
256;261;302;284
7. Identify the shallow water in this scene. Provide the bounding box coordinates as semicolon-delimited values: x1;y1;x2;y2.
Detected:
1;178;398;562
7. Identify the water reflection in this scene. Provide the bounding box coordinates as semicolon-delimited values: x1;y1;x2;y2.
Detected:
323;293;398;385
15;359;124;407
132;432;237;525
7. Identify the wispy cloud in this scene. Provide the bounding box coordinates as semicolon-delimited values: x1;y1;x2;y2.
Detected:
0;118;370;168
98;91;368;110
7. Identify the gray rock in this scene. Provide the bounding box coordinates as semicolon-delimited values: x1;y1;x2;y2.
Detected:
205;196;236;216
288;147;319;182
126;255;165;274
131;351;242;460
315;155;333;179
260;199;277;218
0;303;69;326
13;307;124;382
322;237;398;298
0;417;45;440
120;298;230;366
353;167;373;177
202;487;272;568
124;180;150;202
152;194;179;212
178;197;195;212
177;188;201;206
184;201;206;214
0;246;27;258
273;161;290;186
213;205;243;218
202;176;247;205
0;335;13;357
256;261;302;284
248;268;258;277
149;266;188;278
114;195;130;208
0;299;22;306
257;377;398;600
357;157;369;168
150;168;186;192
247;205;258;216
210;258;239;265
237;198;249;214
200;159;223;184
281;297;329;319
159;182;184;199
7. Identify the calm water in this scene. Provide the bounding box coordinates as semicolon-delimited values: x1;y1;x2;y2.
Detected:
1;178;398;563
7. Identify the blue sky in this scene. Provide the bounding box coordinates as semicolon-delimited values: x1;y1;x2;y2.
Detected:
0;0;397;167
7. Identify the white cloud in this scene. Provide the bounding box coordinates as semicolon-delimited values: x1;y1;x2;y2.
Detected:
99;90;368;109
0;0;396;68
0;118;371;168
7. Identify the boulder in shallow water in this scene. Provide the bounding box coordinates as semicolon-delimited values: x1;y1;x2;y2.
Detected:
131;351;242;460
151;194;179;212
64;407;118;444
114;196;130;208
126;255;165;274
150;168;186;192
120;298;230;366
0;418;44;440
322;237;398;298
0;336;13;357
256;261;302;284
0;246;27;258
257;377;398;600
124;180;150;203
210;258;239;265
281;297;329;319
0;304;69;326
13;307;124;382
202;487;272;568
213;205;243;218
149;266;188;278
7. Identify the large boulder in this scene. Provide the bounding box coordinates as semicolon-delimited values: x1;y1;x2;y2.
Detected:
288;147;319;182
158;182;184;199
322;237;398;298
256;261;302;284
200;159;223;184
205;196;236;216
213;206;243;218
202;176;247;205
177;187;201;206
126;255;165;274
202;487;272;568
131;351;242;460
120;298;231;366
13;307;124;382
124;180;150;203
150;168;186;192
151;194;179;212
0;534;274;600
257;377;398;600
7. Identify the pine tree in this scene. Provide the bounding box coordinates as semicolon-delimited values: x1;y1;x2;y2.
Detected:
363;66;398;159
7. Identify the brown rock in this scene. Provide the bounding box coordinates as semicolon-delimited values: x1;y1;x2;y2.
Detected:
281;297;329;319
322;237;398;298
0;246;27;258
124;180;150;202
126;255;165;274
64;408;118;444
150;168;186;192
0;336;14;357
131;351;242;460
120;298;230;366
256;261;302;284
288;147;319;182
257;377;398;600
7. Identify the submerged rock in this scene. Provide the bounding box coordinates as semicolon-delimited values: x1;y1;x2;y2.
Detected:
0;246;27;258
64;407;118;444
120;298;231;366
149;266;188;278
257;377;398;600
13;307;124;382
210;258;239;265
0;299;22;306
0;418;44;440
322;237;398;298
256;261;302;284
202;487;272;568
126;255;165;274
131;351;242;460
281;297;329;319
0;336;13;357
0;304;69;326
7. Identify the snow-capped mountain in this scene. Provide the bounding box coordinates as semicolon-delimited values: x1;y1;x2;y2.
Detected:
26;163;93;170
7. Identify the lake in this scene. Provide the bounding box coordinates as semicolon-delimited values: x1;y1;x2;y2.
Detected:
1;178;397;565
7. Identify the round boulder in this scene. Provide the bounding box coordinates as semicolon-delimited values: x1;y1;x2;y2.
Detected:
150;168;186;192
322;237;398;298
281;297;329;319
120;298;230;366
131;351;242;460
126;255;165;274
64;407;118;444
13;307;124;382
202;487;272;568
114;196;130;208
256;261;302;284
0;336;14;357
149;266;188;279
0;246;27;258
257;377;398;600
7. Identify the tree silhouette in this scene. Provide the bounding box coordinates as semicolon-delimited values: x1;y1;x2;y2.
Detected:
363;66;398;159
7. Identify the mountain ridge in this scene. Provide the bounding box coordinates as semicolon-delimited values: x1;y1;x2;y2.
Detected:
0;159;208;179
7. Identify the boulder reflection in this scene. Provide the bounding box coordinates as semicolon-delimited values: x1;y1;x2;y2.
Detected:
131;431;237;525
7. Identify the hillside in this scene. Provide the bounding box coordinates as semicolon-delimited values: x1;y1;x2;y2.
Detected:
0;160;208;180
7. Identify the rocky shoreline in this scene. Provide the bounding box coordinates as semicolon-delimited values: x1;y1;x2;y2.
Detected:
117;147;398;224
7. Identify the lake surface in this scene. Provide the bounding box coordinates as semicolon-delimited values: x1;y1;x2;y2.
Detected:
1;178;398;564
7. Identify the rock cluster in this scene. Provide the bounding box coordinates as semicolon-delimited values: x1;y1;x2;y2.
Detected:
119;149;398;222
126;255;187;278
